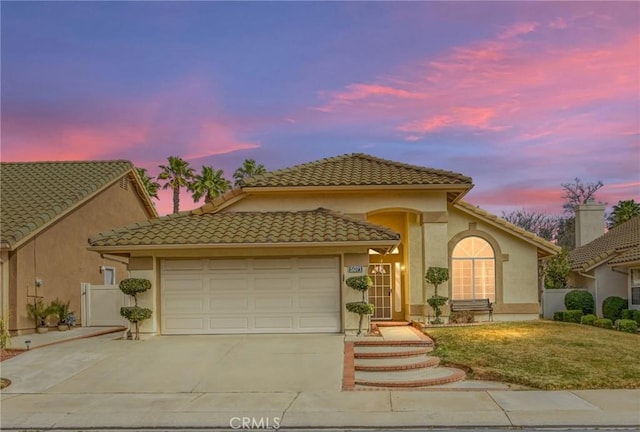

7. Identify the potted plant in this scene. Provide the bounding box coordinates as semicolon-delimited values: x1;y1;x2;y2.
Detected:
425;266;449;325
26;299;54;333
119;278;153;340
344;275;375;335
50;298;71;331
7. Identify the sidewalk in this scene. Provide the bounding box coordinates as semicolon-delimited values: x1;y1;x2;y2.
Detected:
9;326;126;350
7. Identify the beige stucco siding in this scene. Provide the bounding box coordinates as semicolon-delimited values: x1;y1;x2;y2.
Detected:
10;179;152;333
228;191;448;214
447;206;540;310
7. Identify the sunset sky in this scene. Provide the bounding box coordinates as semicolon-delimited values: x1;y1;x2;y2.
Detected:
2;1;638;216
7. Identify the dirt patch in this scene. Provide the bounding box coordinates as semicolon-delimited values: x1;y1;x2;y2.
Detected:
0;377;11;390
1;349;23;362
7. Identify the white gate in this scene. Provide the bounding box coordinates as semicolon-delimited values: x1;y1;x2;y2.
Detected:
82;283;128;326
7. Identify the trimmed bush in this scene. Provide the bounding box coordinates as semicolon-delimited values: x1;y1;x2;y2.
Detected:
562;309;583;323
564;290;594;315
593;318;613;329
615;319;638;334
120;306;152;323
553;311;565;322
580;314;597;326
119;277;153;340
621;309;632;320
345;302;375;315
602;296;627;321
634;310;640;325
119;278;152;297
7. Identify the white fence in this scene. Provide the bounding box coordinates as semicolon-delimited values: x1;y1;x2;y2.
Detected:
82;283;128;327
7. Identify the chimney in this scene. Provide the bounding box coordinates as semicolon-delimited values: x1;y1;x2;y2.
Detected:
575;200;606;247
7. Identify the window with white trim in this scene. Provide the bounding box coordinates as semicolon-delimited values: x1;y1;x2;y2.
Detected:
631;268;640;306
452;236;495;302
103;266;116;285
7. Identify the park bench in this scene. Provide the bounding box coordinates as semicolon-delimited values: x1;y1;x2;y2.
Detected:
450;299;493;321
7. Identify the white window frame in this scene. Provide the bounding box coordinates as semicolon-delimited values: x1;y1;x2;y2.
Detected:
103;266;116;285
630;268;640;309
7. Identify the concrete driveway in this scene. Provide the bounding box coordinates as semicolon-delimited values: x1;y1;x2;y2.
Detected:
1;332;344;394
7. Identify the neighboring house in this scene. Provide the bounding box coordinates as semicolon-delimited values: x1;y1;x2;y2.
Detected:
0;161;157;334
89;153;558;335
568;203;640;315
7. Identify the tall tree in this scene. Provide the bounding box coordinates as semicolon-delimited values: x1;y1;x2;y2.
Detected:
189;166;231;203
158;156;195;213
501;209;559;241
233;158;266;186
135;167;160;200
608;199;640;228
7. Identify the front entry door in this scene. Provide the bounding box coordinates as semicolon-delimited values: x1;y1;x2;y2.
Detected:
368;263;392;320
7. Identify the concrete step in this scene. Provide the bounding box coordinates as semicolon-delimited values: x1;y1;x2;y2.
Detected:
355;354;440;371
353;345;432;359
354;339;433;347
355;367;466;388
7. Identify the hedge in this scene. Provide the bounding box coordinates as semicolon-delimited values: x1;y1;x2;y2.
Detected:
593;318;613;329
602;296;627;321
553;311;564;322
563;309;583;323
615;319;638;334
580;314;597;326
564;290;594;315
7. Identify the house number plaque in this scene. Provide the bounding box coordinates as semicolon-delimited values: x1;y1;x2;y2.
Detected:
348;265;363;273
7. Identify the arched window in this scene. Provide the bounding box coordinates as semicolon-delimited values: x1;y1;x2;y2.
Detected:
452;236;495;302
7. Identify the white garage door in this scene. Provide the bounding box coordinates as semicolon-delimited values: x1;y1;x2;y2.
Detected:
161;256;341;334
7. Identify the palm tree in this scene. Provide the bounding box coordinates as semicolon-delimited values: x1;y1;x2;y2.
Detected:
135;168;160;200
233;158;266;186
608;200;640;228
189;166;231;203
158;156;195;213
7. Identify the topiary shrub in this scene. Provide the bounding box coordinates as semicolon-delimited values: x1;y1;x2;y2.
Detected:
449;310;474;324
345;275;374;335
621;309;632;320
615;319;638;334
580;314;597;326
564;290;594;315
633;310;640;325
553;311;565;322
425;267;449;324
562;309;583;323
594;318;613;329
602;296;627;322
119;278;153;340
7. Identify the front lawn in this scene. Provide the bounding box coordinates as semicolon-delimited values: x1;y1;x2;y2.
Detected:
426;320;640;390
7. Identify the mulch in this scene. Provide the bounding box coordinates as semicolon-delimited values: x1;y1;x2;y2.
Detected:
0;349;23;362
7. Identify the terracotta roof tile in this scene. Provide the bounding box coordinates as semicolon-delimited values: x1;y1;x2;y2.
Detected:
90;208;401;247
1;160;138;249
570;216;640;270
242;153;472;188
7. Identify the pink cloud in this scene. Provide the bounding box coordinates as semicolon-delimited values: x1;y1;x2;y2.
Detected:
316;83;426;112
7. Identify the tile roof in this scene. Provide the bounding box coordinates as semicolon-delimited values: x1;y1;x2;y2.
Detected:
570;216;640;270
89;208;401;248
453;200;561;257
241;153;473;188
1;160;143;249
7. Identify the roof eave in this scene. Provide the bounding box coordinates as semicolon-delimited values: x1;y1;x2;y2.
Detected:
242;184;472;193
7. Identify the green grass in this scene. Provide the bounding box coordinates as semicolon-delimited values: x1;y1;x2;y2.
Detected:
426;320;640;390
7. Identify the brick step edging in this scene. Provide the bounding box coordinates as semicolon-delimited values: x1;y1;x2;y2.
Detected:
355;356;440;372
355;368;466;388
354;348;432;359
354;340;433;347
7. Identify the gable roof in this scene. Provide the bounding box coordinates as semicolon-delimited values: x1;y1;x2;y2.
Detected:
569;216;640;271
1;160;157;250
89;208;400;250
453;200;561;258
242;152;472;190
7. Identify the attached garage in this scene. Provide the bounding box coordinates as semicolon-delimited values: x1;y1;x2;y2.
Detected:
161;256;341;334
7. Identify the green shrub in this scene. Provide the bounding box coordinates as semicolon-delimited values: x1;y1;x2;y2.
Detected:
120;306;152;323
634;310;640;325
345;302;375;335
553;311;565;321
621;309;632;320
580;314;597;326
593;318;613;329
562;309;583;323
544;248;570;289
425;267;450;324
602;296;627;321
449;310;474;324
119;278;152;298
564;290;594;315
426;295;449;324
50;298;70;324
615;319;638;334
0;315;11;350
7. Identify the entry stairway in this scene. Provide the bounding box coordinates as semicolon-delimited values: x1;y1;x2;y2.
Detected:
353;324;466;388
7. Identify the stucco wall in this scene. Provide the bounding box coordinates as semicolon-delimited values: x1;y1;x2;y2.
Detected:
228;190;448;214
10;177;152;333
446;206;540;314
593;266;628;317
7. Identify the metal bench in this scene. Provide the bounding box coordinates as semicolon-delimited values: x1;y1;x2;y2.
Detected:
450;299;493;321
